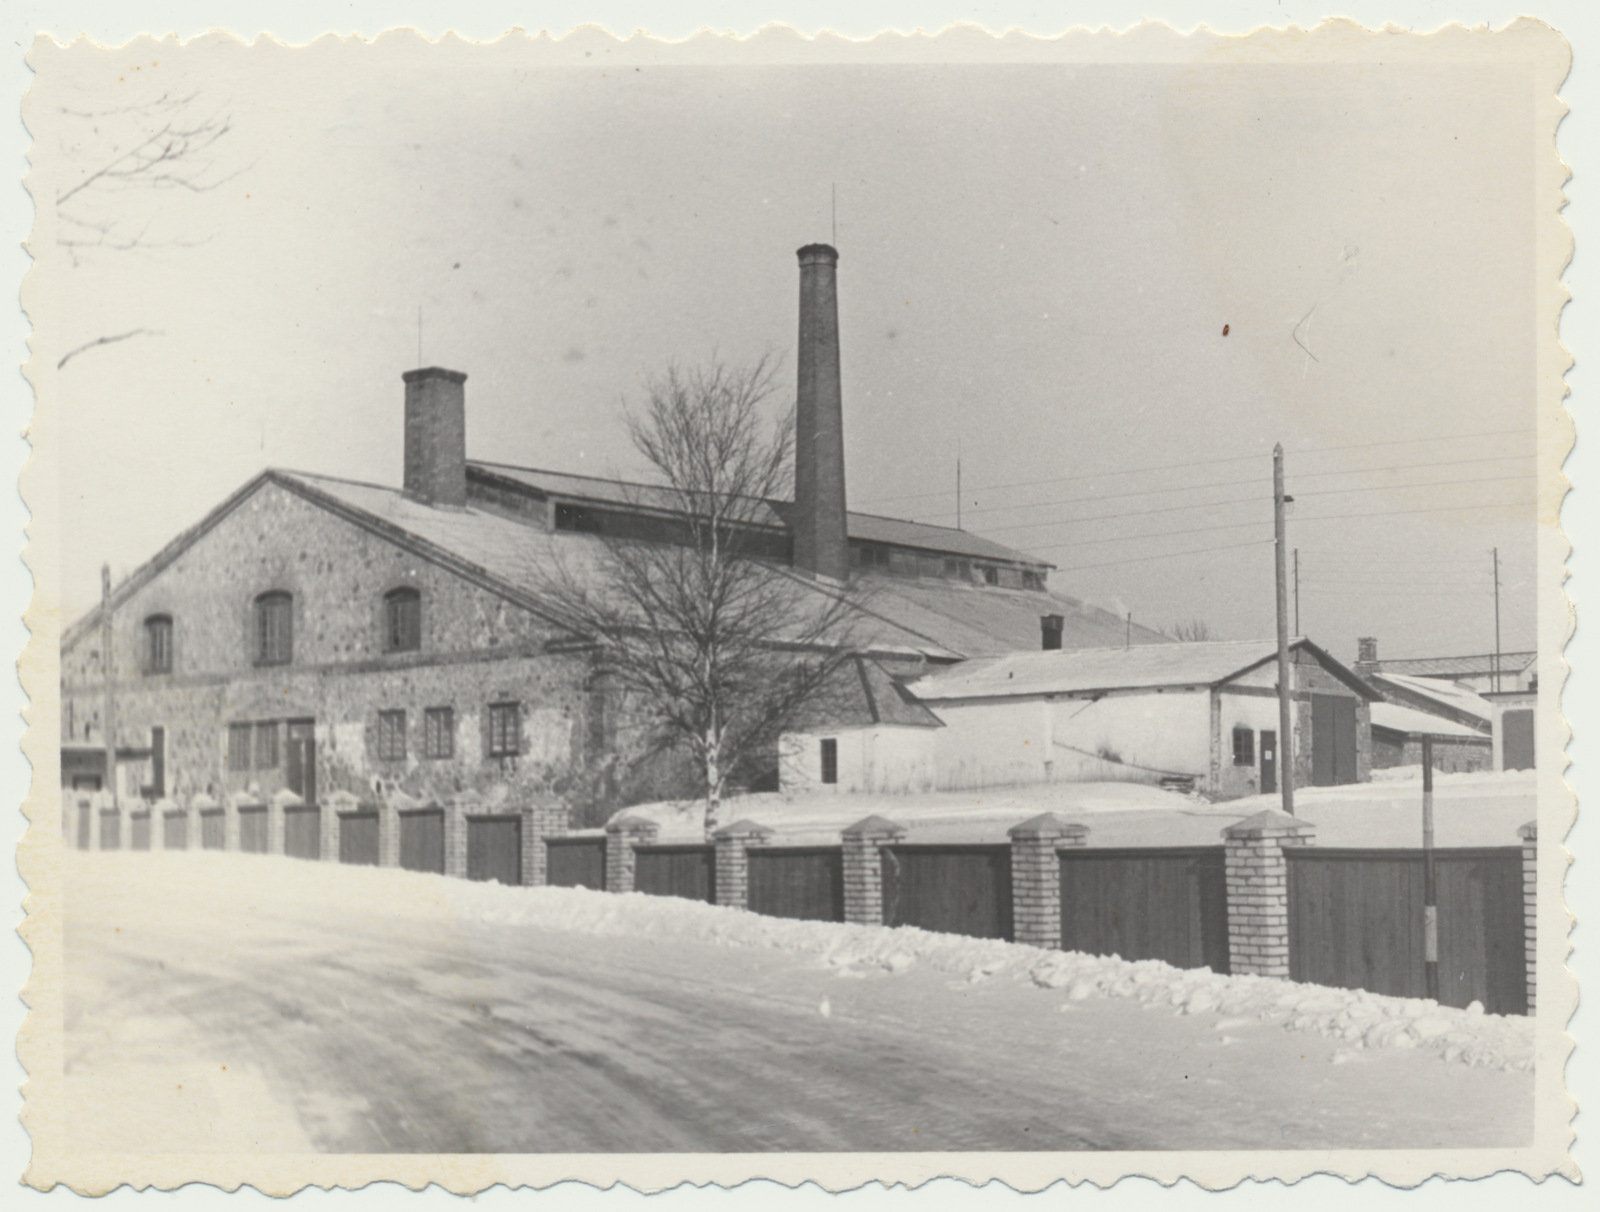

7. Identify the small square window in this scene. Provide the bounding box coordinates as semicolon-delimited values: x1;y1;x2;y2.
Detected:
424;707;454;760
377;710;407;762
488;702;521;758
1232;726;1255;767
820;737;838;785
982;566;999;586
254;721;279;769
228;723;252;772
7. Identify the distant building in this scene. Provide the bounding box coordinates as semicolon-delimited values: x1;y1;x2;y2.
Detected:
1368;702;1492;774
782;638;1377;800
1483;689;1538;771
1353;636;1535;695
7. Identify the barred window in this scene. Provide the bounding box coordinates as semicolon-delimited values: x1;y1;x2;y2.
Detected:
377;710;407;762
144;615;173;674
227;723;252;771
1232;726;1255;767
424;707;454;760
254;721;279;769
384;588;421;653
254;592;293;665
488;702;520;758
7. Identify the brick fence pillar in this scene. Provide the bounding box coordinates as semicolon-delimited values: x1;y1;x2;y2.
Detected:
841;815;907;927
377;797;400;868
1008;812;1089;950
1519;820;1537;1015
268;789;298;856
224;791;252;852
95;792;122;851
523;801;569;886
1222;808;1316;978
186;793;214;852
604;815;659;894
323;789;358;863
713;819;774;909
445;792;480;880
149;797;174;852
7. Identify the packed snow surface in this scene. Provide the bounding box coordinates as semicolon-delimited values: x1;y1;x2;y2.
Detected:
617;769;1537;848
64;851;1532;1153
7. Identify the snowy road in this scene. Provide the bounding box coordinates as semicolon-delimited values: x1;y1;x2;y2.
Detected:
64;853;1532;1153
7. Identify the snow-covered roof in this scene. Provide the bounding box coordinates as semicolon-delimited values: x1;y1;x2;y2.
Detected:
1374;651;1535;679
906;638;1364;701
1370;702;1492;740
1372;672;1493;725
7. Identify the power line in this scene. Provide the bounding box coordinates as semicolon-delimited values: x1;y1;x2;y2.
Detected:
855;425;1532;507
1046;538;1275;572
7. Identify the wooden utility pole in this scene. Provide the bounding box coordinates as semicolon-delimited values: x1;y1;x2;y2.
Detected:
100;563;116;808
1293;547;1300;636
1492;547;1502;693
1274;445;1295;816
1422;736;1439;1000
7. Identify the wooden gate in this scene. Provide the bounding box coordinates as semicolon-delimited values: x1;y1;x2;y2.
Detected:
467;815;523;885
399;808;445;874
634;845;715;902
284;806;320;860
1059;847;1229;972
163;810;187;850
1311;694;1359;786
239;806;269;853
748;847;845;922
199;808;225;850
99;809;121;851
881;844;1013;940
1287;847;1527;1014
340;811;380;865
546;837;606;890
129;810;151;851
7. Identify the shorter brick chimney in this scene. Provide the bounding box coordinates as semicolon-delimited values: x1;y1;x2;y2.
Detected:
402;367;467;507
1355;636;1379;678
1041;614;1064;651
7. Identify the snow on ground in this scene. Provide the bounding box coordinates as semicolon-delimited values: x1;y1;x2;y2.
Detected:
614;770;1538;849
66;852;1533;1151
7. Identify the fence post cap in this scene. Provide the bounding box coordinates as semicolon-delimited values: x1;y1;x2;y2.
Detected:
605;813;661;838
270;787;305;809
842;814;907;840
713;819;774;842
1518;820;1538;842
324;788;362;812
1007;811;1089;841
151;796;180;815
1223;808;1317;840
188;792;218;811
228;790;265;809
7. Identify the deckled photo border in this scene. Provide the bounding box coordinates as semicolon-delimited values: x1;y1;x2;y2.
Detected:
11;14;1579;1196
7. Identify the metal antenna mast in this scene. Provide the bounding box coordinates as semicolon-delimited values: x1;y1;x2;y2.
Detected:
1493;547;1503;692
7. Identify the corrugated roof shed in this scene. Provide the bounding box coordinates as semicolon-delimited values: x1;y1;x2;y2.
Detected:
1370;702;1492;740
1375;652;1536;679
1370;672;1493;726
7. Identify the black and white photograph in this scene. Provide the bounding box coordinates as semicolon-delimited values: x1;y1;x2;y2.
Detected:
16;15;1578;1193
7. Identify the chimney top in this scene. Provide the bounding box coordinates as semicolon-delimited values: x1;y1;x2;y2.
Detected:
797;243;839;265
403;366;468;386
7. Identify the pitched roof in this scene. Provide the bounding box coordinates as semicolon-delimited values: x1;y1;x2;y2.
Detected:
1370;702;1493;740
1374;652;1536;679
470;460;1050;568
907;637;1375;701
1369;672;1493;726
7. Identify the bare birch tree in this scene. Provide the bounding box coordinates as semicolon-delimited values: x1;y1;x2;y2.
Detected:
537;357;861;836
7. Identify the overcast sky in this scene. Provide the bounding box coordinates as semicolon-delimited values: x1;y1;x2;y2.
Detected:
34;37;1540;662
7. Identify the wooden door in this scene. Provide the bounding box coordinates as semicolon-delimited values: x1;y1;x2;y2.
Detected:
1260;729;1277;794
467;815;522;886
1311;694;1358;786
1502;709;1535;770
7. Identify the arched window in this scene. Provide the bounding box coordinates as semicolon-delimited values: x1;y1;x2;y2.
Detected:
254;592;293;665
144;614;173;674
384;587;422;652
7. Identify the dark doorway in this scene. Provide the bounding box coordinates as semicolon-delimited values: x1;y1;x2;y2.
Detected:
1261;729;1277;794
1502;709;1535;771
1311;694;1359;786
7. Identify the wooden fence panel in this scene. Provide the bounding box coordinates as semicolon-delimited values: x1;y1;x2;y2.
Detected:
399;809;445;874
199;809;225;851
546;837;606;890
1059;848;1229;973
1288;848;1527;1014
284;807;320;860
75;803;91;850
339;812;380;866
467;815;523;886
748;847;845;922
99;810;121;851
239;807;269;854
634;845;715;903
163;811;187;851
129;811;151;851
881;844;1013;941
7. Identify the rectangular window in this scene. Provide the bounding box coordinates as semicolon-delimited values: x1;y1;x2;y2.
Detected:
1232;726;1256;766
424;707;455;760
982;566;999;586
488;702;521;758
385;590;422;652
145;616;173;674
255;593;293;665
228;723;252;771
820;737;838;785
377;710;407;762
254;721;279;769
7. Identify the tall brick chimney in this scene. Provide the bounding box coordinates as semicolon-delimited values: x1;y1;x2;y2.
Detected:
793;244;849;581
1355;636;1379;679
402;367;467;507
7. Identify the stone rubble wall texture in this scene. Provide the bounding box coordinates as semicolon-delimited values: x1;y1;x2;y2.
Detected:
1290;650;1373;789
